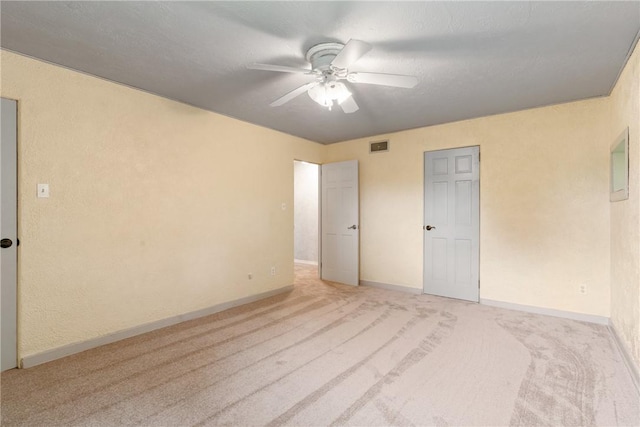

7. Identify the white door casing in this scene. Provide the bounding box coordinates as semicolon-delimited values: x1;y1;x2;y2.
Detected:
321;160;359;286
1;98;18;371
423;146;479;302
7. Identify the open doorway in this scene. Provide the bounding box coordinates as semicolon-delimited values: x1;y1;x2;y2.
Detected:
293;160;320;277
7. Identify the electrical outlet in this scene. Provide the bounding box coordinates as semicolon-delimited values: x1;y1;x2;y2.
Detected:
579;284;587;294
248;273;252;280
270;266;276;276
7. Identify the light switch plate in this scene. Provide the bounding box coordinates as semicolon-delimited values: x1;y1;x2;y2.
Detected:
37;183;49;198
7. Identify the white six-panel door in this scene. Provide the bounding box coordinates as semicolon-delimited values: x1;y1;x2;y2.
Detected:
1;98;18;371
423;147;479;302
321;160;359;286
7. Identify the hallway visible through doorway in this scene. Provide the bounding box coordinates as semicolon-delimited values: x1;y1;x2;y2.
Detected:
293;160;319;267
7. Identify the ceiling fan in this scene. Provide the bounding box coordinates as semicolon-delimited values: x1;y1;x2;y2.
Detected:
247;39;418;113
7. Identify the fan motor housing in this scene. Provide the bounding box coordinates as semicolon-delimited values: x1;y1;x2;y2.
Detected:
305;42;344;71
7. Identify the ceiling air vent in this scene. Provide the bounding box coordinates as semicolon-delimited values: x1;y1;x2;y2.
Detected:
370;140;389;153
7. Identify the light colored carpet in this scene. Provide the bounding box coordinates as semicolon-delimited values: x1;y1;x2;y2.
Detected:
1;264;638;426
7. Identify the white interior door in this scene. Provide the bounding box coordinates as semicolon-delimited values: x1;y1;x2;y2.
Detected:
1;98;18;371
423;146;479;302
321;160;359;286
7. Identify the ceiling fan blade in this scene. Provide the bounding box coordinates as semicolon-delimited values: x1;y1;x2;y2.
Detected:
340;95;359;114
270;82;319;107
347;72;418;88
331;39;372;69
247;63;312;74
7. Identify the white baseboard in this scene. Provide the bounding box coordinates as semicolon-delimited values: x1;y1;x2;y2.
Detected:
608;321;640;394
360;280;423;295
480;299;639;394
480;298;609;326
20;285;294;369
294;259;318;266
480;298;609;325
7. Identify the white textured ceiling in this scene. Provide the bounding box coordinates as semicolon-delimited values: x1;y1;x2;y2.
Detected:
1;1;639;144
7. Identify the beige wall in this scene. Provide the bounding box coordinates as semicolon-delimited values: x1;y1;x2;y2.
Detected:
0;51;324;359
325;98;611;317
609;42;640;367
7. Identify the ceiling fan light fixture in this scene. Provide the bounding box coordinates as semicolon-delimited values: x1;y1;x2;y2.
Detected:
308;81;351;109
333;82;352;105
308;83;332;108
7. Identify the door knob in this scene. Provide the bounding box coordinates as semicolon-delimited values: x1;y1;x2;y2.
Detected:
347;225;358;230
1;238;13;248
425;225;436;231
